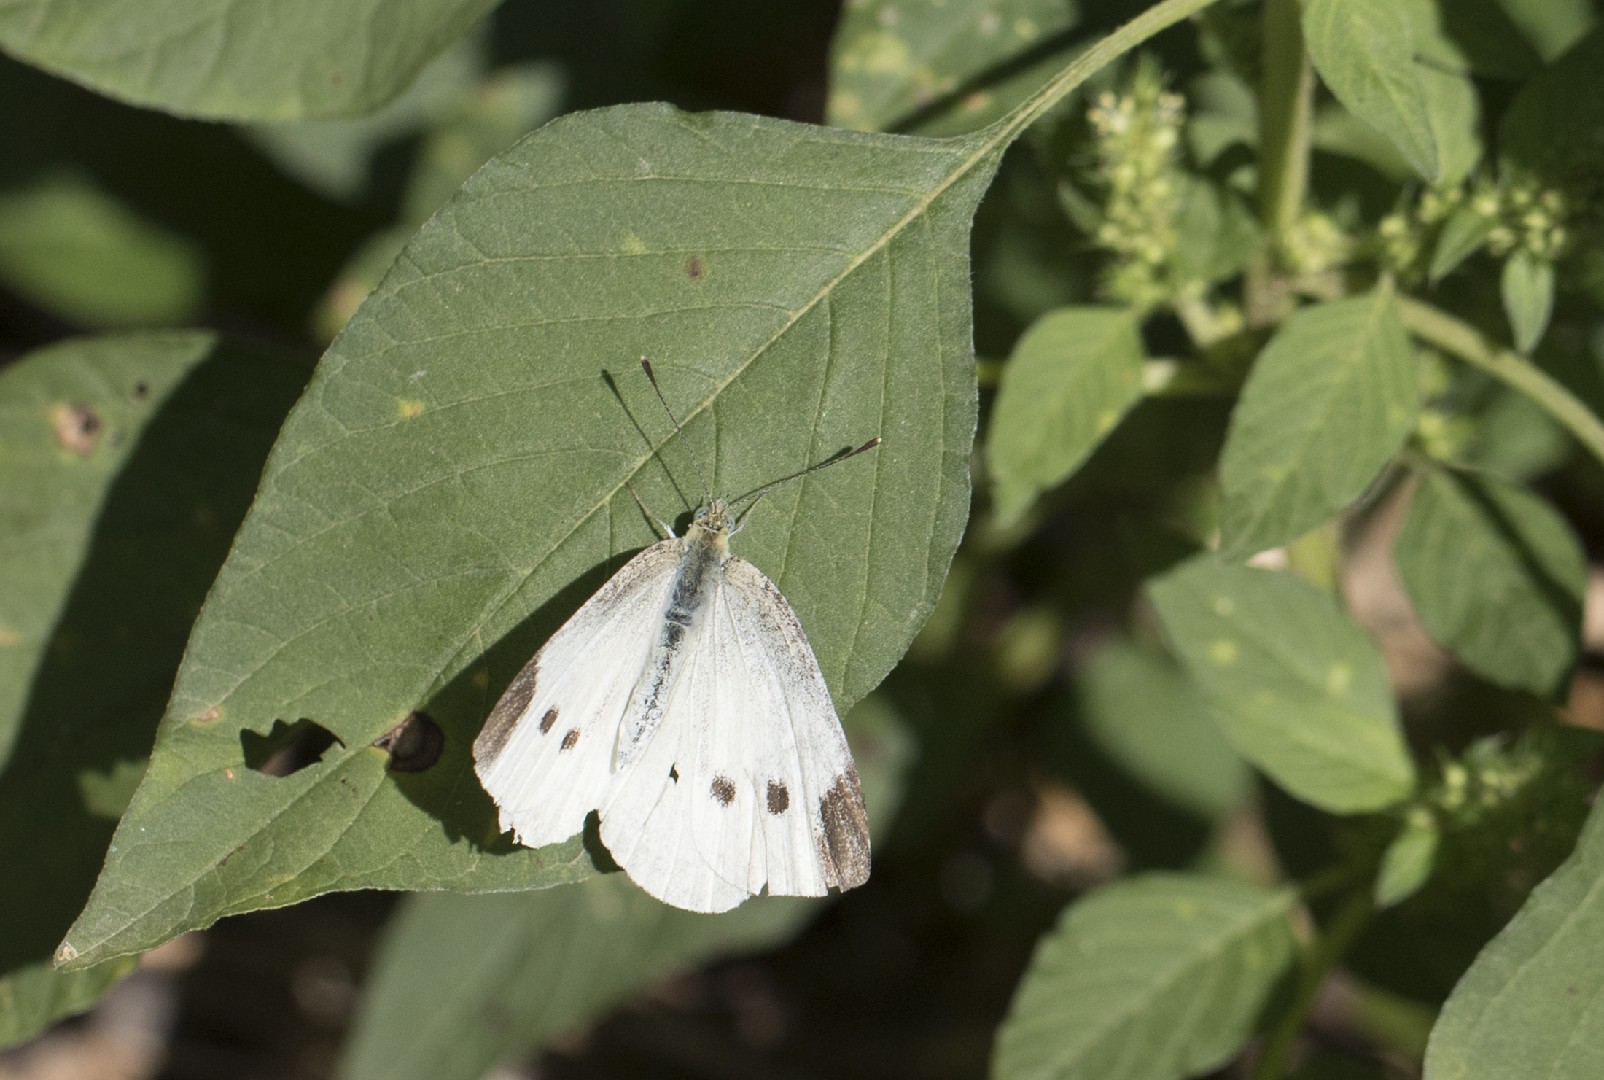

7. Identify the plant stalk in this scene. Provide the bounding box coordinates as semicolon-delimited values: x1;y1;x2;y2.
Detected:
1250;886;1375;1080
1397;296;1604;469
987;0;1223;151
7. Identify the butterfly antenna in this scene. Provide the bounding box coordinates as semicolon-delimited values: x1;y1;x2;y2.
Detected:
729;436;881;527
640;357;712;505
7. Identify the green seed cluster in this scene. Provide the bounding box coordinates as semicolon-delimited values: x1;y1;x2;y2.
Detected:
1083;62;1186;306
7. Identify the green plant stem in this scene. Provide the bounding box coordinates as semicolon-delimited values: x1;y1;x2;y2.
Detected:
1397;296;1604;469
987;0;1223;150
1251;887;1375;1080
1257;0;1313;242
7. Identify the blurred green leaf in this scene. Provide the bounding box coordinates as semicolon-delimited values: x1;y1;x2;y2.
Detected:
398;63;567;222
60;103;1001;968
1219;288;1417;557
1394;469;1584;697
1494;0;1596;62
992;873;1297;1080
339;880;810;1080
1424;0;1543;78
988;306;1145;526
1375;810;1439;908
1500;251;1554;354
1169;177;1259;288
339;692;910;1080
0;332;308;1046
1423;795;1604;1080
1500;25;1604;184
1428;206;1497;284
1303;0;1442;179
0;0;498;121
243;35;488;203
0;172;203;327
828;0;1084;135
1147;557;1416;813
1076;638;1250;819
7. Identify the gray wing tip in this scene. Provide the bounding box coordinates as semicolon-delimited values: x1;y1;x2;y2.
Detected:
818;766;871;890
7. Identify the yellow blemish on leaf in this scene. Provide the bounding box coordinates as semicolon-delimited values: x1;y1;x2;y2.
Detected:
0;627;18;647
472;669;490;688
1209;639;1238;665
1326;662;1353;696
1096;407;1119;433
398;399;425;419
1014;17;1038;38
622;232;648;255
1211;595;1235;617
831;90;864;118
847;31;912;75
962;91;992;113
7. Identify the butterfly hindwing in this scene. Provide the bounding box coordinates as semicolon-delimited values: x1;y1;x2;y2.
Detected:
474;538;684;848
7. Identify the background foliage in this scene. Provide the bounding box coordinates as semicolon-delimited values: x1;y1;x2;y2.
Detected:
3;0;1603;1077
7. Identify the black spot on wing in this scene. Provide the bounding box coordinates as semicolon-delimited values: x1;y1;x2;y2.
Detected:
560;728;581;751
766;780;790;814
710;774;736;806
539;707;559;734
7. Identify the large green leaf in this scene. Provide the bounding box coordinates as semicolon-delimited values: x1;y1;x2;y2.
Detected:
1219;288;1417;558
60;103;1002;968
1146;557;1416;813
987;305;1145;526
0;333;308;1046
991;873;1297;1080
1394;469;1584;697
339;692;909;1080
1304;0;1460;180
1423;796;1604;1080
0;0;497;121
828;0;1085;135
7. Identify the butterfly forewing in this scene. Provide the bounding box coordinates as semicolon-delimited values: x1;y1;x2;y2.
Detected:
473;539;683;848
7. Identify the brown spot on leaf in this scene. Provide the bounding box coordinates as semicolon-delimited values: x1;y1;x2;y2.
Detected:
817;767;871;889
560;728;581;751
684;255;705;281
539;707;559;734
710;775;736;806
52;403;101;455
766;780;790;814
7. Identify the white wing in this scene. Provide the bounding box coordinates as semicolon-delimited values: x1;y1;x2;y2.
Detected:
598;555;870;912
473;539;683;848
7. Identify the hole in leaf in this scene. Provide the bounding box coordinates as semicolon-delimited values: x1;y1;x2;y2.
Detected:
241;718;342;777
372;711;444;772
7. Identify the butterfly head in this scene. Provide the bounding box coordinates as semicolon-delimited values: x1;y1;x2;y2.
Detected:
688;498;736;554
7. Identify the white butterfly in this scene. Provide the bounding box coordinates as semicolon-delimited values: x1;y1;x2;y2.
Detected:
473;361;876;913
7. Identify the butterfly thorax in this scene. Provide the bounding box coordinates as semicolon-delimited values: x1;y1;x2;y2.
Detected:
613;498;733;767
